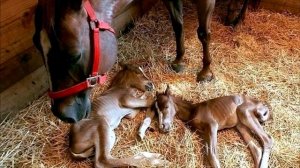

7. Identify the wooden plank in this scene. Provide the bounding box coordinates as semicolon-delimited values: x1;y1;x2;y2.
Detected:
0;66;48;121
0;4;36;64
0;47;43;92
260;0;300;14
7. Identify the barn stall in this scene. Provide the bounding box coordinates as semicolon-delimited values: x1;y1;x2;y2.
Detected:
0;0;299;167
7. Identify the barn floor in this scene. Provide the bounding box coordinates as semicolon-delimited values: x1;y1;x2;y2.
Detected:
1;1;299;168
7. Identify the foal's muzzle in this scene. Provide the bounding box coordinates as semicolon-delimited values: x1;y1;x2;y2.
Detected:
145;82;154;91
160;123;171;133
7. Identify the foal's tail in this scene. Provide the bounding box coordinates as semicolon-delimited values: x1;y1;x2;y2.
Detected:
98;152;169;168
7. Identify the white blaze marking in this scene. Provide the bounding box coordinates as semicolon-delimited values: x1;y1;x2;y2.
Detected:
155;102;163;129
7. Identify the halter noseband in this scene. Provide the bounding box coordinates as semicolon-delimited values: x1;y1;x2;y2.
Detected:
48;0;115;99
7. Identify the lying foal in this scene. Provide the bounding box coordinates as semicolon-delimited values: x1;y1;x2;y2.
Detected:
139;86;273;168
69;64;167;168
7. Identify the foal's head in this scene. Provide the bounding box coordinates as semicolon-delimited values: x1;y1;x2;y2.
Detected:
111;64;154;91
253;101;272;123
33;0;117;122
155;86;177;133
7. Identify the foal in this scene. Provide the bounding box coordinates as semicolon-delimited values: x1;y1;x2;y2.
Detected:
140;86;273;168
69;64;166;168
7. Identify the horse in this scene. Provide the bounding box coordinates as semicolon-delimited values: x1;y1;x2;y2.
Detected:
33;0;120;122
139;85;273;168
162;0;260;82
69;64;169;167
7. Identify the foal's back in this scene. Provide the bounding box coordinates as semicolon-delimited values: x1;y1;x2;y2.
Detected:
192;95;243;130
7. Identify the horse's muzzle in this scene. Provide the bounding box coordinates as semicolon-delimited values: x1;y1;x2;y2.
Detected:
51;96;91;123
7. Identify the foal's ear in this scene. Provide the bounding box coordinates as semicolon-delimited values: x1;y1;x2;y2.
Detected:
119;63;127;69
165;85;171;95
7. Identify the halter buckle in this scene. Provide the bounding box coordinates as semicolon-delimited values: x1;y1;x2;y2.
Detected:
86;75;100;88
89;19;99;30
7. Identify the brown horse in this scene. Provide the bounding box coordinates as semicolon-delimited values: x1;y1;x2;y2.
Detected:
139;86;273;168
33;0;120;122
69;64;169;167
163;0;260;81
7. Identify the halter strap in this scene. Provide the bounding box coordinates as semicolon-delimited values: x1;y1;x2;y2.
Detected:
48;0;115;99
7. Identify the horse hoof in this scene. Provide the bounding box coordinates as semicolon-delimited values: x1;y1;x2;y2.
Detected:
171;63;184;73
196;70;214;82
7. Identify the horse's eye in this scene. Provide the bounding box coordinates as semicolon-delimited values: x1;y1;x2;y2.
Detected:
68;53;81;64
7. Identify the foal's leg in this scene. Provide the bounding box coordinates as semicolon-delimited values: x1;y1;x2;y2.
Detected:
69;120;97;159
162;0;185;72
195;0;215;82
236;123;262;168
95;118;168;167
119;94;154;108
238;110;273;168
202;123;220;168
138;108;156;140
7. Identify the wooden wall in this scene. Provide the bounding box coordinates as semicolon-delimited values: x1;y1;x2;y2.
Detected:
0;0;158;120
261;0;300;14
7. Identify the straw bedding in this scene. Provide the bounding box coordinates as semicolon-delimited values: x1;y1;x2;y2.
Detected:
1;1;299;167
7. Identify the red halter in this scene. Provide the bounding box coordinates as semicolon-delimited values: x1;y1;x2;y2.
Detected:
48;0;115;99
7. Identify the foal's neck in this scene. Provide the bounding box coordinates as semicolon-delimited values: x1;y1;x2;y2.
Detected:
173;96;195;122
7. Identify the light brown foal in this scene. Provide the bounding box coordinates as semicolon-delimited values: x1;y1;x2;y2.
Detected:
139;85;273;168
69;64;167;168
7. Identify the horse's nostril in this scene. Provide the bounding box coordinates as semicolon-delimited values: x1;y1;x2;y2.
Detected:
263;111;267;116
63;117;76;123
146;82;154;91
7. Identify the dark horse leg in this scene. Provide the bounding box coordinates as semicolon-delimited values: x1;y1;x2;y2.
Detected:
226;0;250;27
195;0;215;82
163;0;215;82
162;0;185;73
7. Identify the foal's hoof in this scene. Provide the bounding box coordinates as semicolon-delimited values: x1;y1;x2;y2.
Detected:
171;63;184;73
197;69;214;82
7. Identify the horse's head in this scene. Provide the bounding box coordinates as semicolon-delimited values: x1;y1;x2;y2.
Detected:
111;64;154;91
155;85;176;133
33;0;117;122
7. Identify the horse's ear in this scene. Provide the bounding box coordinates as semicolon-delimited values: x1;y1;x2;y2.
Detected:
70;0;82;10
165;85;171;95
33;4;42;53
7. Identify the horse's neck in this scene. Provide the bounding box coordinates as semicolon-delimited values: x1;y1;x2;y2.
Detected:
173;96;194;122
92;0;117;23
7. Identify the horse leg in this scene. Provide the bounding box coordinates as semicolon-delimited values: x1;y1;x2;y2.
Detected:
138;108;155;140
236;123;262;168
202;123;221;168
195;0;215;82
162;0;185;72
226;0;249;26
238;110;273;168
